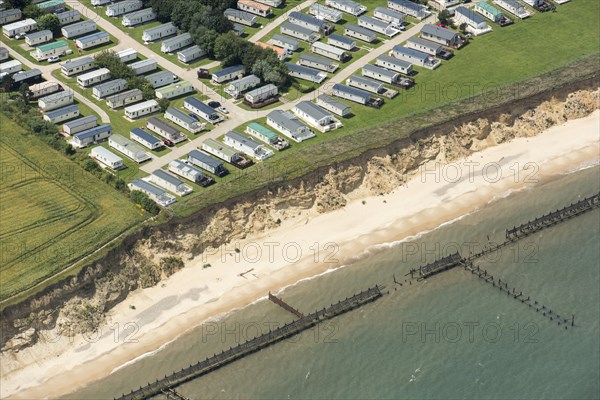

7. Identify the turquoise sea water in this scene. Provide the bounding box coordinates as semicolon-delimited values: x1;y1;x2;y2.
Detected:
72;165;600;400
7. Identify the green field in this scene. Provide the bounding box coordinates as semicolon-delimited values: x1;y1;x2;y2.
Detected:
0;116;146;303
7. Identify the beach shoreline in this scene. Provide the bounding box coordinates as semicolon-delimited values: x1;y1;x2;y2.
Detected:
2;110;599;399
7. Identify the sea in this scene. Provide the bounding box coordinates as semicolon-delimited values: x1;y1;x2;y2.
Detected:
70;165;600;400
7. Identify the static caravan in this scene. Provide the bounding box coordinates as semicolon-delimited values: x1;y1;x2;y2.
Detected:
56;10;81;26
475;2;509;24
150;169;193;196
156;80;194;100
266;110;315;143
224;131;274;161
177;45;205;63
164;107;205;133
232;23;246;36
130;127;163;150
25;30;53;46
254;0;281;6
12;69;43;87
224;74;260;98
0;60;21;75
347;74;385;94
2;19;37;38
202;138;253;169
184;96;224;124
315;94;351;117
142;22;177;42
187;149;228;177
109;134;152;163
344;24;377;43
31;40;68;61
280;22;321;43
493;0;531;19
106;0;143;17
224;8;257;27
77;67;111;87
268;34;300;51
28;81;62;99
117;48;137;63
420;24;464;48
168;159;213;186
161;33;192;53
38;89;73;112
37;0;65;14
332;83;375;105
298;53;338;72
391;45;441;70
61;20;96;39
286;62;327;83
122;8;156;27
106;88;143;108
124;99;159;119
376;54;413;75
324;0;367;16
309;3;342;23
328;34;356;51
387;0;430;20
129;58;157;75
373;7;406;27
92;78;128;99
238;0;272;17
90;146;124;170
146;117;186;143
362;64;401;84
211;64;244;84
0;47;8;61
454;6;492;35
406;37;444;57
145;70;177;88
61;56;94;76
63;115;97;135
288;11;328;34
292;101;341;133
245;122;290;151
244;83;278;105
128;179;175;207
43;104;79;124
311;42;348;62
72;124;112;148
358;15;400;37
75;31;110;50
0;8;21;25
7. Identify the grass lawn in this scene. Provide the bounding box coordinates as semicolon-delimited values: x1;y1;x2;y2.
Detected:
170;0;600;216
0;115;146;303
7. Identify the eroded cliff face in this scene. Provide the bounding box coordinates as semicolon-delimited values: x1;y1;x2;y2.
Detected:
2;88;598;355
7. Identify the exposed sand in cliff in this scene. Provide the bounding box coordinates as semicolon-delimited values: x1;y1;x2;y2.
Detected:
2;110;599;399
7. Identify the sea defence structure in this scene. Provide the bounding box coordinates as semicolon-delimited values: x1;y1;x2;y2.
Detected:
116;286;383;399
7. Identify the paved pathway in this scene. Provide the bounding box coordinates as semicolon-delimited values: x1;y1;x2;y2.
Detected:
3;45;112;123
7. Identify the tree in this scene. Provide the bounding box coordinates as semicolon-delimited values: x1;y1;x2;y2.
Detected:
459;22;468;34
130;191;160;215
37;14;61;37
148;0;175;22
94;50;135;79
213;32;244;66
8;0;30;8
157;98;170;112
83;158;101;172
23;4;42;19
18;82;30;101
189;26;219;58
127;76;155;100
438;10;453;26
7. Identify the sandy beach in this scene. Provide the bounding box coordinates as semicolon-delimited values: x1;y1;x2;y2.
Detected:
2;110;599;399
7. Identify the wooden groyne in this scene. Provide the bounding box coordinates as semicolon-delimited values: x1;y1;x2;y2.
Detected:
405;252;464;280
505;192;599;241
268;291;304;318
463;260;574;329
115;286;383;400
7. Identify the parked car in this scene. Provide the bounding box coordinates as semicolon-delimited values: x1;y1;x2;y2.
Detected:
47;56;60;63
163;139;174;147
465;33;473;39
208;101;221;108
14;32;26;39
436;23;447;28
217;106;229;114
